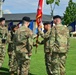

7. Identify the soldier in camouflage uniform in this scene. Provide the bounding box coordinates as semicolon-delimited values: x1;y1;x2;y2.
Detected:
0;17;8;67
38;22;52;75
50;15;69;75
14;16;33;75
8;25;18;75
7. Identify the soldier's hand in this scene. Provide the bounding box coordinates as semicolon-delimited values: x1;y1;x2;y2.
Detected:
28;53;32;56
38;25;41;31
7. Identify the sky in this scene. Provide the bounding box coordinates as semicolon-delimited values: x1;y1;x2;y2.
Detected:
3;0;76;16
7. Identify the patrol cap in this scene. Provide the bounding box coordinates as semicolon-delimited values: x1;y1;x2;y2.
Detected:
43;22;51;26
11;25;17;30
0;17;5;22
53;15;62;20
22;16;31;22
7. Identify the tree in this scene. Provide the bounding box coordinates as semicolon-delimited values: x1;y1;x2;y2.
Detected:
46;0;60;6
46;0;60;19
63;0;76;25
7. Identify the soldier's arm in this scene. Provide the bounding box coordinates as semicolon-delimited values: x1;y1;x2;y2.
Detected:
43;29;51;38
25;28;33;56
7;31;12;43
4;28;11;44
50;27;55;48
38;29;44;38
38;29;51;38
27;32;33;56
64;26;70;50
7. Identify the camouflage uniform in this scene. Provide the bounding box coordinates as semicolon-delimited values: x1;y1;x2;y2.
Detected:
0;25;8;67
8;31;17;72
38;29;52;75
50;24;69;75
14;25;33;75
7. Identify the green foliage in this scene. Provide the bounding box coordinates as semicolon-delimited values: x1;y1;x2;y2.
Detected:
63;0;76;25
55;0;60;6
46;0;54;4
46;0;60;6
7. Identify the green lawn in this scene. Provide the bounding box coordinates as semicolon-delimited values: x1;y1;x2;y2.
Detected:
0;38;76;75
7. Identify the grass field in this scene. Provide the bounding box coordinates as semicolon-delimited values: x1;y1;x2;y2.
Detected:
0;38;76;75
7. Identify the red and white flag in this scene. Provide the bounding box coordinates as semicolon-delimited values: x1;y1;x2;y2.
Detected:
36;0;44;26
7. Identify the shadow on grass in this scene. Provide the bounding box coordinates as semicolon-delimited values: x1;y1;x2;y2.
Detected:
29;73;36;75
0;72;35;75
0;67;35;75
0;72;17;75
0;72;9;75
0;67;9;72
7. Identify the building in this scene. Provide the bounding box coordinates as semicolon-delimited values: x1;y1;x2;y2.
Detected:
3;13;52;25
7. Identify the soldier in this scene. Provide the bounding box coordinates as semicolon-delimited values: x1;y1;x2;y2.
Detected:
50;15;69;75
8;25;18;75
38;22;52;75
0;17;8;67
14;16;33;75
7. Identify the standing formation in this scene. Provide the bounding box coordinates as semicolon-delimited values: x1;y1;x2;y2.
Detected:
0;15;70;75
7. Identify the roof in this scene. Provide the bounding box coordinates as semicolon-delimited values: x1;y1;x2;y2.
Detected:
3;13;52;22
